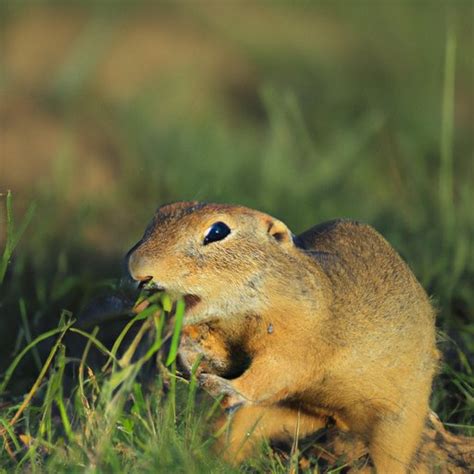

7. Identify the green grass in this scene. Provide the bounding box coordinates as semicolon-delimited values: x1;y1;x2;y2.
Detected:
1;1;473;471
0;287;232;472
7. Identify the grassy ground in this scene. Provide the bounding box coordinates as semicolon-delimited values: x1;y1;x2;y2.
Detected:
1;1;473;471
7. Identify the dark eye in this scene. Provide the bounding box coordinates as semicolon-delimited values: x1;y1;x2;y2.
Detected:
203;222;231;245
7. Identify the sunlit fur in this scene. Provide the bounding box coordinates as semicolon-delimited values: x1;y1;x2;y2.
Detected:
128;201;439;473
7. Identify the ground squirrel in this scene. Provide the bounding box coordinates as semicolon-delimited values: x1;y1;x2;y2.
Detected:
127;201;439;473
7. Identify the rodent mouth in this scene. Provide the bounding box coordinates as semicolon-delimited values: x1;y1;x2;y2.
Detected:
138;279;165;292
136;280;201;313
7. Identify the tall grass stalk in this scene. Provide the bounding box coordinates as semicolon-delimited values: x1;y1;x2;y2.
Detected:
0;191;36;285
439;24;457;244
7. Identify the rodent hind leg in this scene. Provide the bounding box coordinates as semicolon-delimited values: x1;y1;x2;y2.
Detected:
369;408;427;474
214;404;328;464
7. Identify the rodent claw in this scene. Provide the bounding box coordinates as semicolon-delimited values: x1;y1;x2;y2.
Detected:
224;402;244;415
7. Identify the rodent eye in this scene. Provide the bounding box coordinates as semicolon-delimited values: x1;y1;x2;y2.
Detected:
203;222;231;245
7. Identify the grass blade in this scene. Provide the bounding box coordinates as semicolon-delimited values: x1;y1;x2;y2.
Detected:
0;191;36;285
18;298;42;372
0;323;73;393
69;327;118;363
439;23;457;242
165;298;185;367
8;319;74;428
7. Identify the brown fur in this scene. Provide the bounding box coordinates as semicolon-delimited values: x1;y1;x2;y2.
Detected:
180;326;474;472
128;202;441;473
253;407;474;473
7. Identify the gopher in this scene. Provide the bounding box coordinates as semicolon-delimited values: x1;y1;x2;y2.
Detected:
127;201;439;473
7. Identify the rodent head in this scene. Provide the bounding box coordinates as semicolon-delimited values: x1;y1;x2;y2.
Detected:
126;201;299;323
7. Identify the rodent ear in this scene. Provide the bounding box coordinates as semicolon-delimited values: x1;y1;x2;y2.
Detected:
267;218;293;245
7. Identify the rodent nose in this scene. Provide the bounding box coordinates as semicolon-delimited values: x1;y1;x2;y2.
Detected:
127;253;153;283
125;246;153;283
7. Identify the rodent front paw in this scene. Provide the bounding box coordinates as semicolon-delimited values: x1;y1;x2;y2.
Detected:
198;373;246;407
198;373;232;396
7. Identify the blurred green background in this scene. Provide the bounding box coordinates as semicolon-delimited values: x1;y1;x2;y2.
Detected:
1;0;473;428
